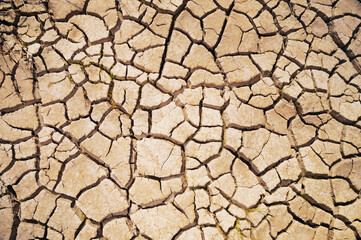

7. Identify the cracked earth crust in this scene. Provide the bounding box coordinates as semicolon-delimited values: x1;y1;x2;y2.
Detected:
1;0;361;239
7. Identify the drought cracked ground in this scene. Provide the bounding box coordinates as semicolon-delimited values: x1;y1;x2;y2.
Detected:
1;0;361;239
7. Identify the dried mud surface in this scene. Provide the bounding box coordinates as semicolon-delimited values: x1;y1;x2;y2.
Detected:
1;0;361;239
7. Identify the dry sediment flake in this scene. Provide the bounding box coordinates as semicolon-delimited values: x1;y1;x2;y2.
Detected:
1;0;361;239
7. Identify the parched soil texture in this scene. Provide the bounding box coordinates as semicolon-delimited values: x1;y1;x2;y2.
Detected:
1;0;361;239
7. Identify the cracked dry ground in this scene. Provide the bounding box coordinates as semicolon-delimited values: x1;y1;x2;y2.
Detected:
1;0;361;240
